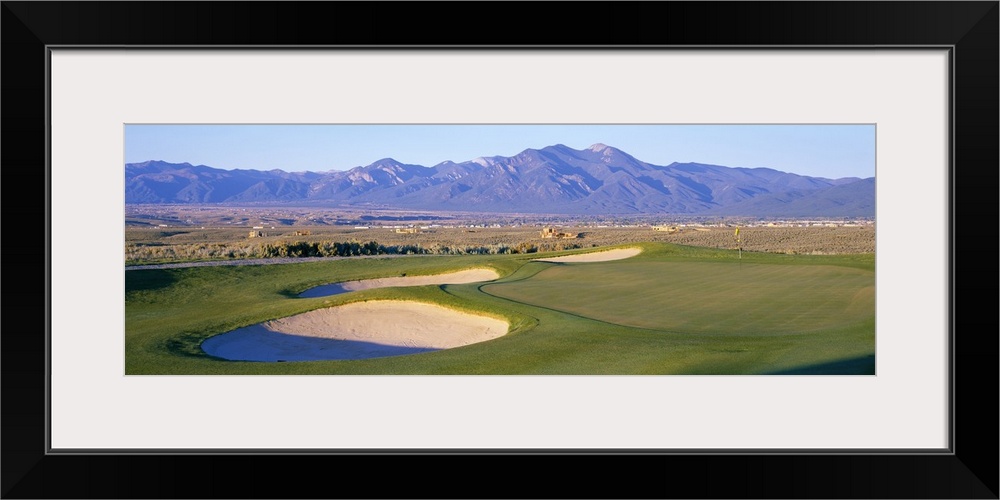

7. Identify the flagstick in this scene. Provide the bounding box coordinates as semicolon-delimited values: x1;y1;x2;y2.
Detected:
734;226;742;269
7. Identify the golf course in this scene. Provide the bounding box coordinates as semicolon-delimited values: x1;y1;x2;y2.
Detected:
125;242;875;375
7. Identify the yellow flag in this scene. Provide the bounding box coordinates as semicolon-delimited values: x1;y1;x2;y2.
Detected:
734;227;740;237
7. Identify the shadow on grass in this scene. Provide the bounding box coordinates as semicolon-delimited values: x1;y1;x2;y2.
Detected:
124;269;178;293
767;354;876;375
163;331;222;360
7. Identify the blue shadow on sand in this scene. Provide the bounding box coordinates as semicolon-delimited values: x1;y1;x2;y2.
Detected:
201;326;440;362
298;283;353;298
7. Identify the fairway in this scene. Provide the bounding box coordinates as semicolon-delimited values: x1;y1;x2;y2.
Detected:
482;261;875;335
124;242;876;375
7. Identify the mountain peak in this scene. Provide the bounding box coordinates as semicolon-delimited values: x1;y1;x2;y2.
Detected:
588;143;611;152
471;156;497;167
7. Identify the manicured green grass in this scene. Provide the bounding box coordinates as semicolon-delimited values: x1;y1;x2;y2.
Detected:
125;242;875;375
483;261;874;335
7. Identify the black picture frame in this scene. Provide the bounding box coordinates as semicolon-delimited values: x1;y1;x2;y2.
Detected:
3;2;997;498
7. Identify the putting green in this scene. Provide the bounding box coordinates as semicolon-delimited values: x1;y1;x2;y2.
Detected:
481;260;874;335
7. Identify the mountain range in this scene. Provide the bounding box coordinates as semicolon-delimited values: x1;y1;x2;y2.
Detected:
125;143;874;217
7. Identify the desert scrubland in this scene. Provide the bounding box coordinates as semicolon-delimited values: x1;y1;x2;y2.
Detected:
125;206;874;265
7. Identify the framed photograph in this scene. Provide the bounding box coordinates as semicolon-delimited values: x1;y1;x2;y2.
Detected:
120;122;878;374
4;2;996;498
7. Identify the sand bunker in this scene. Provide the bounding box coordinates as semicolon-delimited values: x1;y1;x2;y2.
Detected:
201;300;509;362
532;248;642;263
299;268;500;298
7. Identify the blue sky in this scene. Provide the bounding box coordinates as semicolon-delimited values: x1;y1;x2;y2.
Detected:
125;124;875;179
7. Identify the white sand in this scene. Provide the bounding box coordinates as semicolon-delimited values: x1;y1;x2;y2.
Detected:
299;268;500;298
201;300;509;362
532;248;642;263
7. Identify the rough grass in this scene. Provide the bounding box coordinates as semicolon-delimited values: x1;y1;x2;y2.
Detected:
125;242;875;375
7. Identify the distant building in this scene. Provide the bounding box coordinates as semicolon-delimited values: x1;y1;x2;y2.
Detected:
653;225;680;233
540;227;578;239
248;230;267;238
395;228;420;234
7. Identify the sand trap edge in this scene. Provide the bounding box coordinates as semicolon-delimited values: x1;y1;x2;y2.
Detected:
299;268;501;298
200;300;510;362
532;247;642;263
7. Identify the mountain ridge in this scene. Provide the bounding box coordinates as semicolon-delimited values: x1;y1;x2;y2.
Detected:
125;144;875;217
